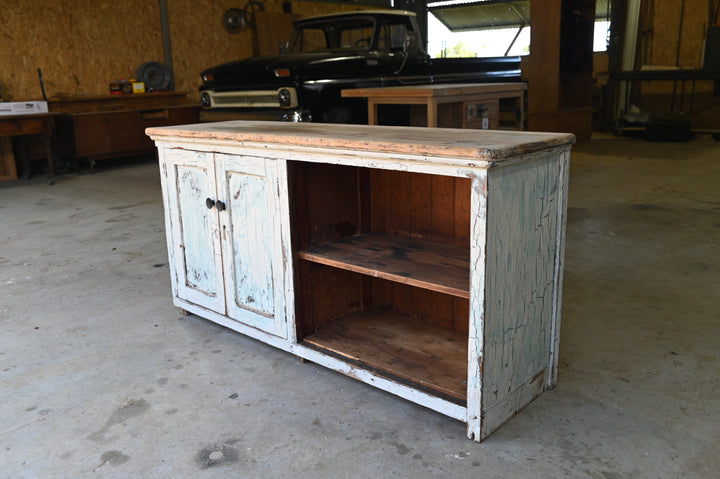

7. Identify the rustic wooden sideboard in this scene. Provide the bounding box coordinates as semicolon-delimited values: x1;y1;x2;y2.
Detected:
147;121;574;441
50;92;199;171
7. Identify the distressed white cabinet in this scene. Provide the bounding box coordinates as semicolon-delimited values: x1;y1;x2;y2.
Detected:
158;147;289;338
148;121;574;442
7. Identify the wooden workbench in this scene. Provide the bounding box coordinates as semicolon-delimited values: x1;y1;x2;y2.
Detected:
0;114;57;183
49;92;199;171
342;82;526;129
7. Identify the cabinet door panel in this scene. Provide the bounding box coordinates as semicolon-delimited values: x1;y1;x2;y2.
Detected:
217;154;286;337
163;150;226;313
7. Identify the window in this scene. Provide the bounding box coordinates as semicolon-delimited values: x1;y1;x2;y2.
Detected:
378;22;408;51
340;25;374;49
428;14;530;58
290;18;376;52
291;27;327;53
427;0;610;59
593;20;610;52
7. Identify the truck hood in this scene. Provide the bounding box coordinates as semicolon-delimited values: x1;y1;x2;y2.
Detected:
201;51;370;86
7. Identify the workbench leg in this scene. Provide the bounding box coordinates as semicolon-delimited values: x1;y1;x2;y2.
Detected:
0;137;18;181
19;138;32;180
427;100;438;128
43;130;56;185
368;101;379;125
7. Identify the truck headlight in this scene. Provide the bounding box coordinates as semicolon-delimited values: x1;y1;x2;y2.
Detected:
278;88;292;107
200;92;211;108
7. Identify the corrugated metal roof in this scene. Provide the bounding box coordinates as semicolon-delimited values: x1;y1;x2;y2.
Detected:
428;0;610;32
430;1;529;32
596;0;610;20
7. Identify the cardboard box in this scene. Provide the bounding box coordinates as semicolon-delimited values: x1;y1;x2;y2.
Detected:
0;101;49;116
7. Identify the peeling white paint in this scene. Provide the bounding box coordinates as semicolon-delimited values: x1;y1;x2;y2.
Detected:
153;123;572;442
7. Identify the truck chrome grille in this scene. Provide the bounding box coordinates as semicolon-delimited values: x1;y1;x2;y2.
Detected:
214;94;277;105
206;89;297;109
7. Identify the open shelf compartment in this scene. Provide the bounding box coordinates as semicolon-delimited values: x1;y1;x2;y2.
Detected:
290;162;471;406
302;310;468;404
298;231;470;299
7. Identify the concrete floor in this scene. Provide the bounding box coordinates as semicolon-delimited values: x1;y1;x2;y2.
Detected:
0;134;718;478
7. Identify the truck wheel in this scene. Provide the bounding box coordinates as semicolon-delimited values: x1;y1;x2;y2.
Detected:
323;106;353;124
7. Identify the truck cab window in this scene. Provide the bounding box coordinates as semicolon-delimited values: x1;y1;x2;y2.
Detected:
340;25;374;49
377;23;408;51
291;27;327;53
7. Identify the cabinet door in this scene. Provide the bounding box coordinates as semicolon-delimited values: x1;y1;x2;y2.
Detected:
162;149;226;314
216;154;287;337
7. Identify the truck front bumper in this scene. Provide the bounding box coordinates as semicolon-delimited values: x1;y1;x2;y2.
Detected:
199;108;312;123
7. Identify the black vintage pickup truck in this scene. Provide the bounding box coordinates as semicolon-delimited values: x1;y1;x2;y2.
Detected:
199;9;522;124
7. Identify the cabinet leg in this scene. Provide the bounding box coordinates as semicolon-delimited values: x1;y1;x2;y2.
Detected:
180;308;191;317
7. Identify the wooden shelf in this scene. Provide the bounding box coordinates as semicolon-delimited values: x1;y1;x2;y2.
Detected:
298;232;469;298
303;311;468;404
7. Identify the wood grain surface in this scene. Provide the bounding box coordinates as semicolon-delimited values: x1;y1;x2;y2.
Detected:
147;120;575;161
299;232;470;298
303;310;468;404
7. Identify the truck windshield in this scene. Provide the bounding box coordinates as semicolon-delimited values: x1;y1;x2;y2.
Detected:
290;18;376;53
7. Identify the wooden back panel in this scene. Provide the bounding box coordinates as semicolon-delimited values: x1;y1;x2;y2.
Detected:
290;162;470;337
369;170;470;248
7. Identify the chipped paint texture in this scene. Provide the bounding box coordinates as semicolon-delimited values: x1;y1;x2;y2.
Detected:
178;165;217;294
161;149;287;338
224;165;275;316
217;154;285;336
164;149;226;314
483;156;561;409
466;172;488;440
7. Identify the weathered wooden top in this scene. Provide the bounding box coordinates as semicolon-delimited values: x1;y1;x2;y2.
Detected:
341;82;527;99
147;120;574;162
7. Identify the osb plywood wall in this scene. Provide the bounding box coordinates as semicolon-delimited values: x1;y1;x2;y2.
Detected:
1;1;164;101
646;0;708;69
591;0;710;74
631;0;718;123
0;0;359;103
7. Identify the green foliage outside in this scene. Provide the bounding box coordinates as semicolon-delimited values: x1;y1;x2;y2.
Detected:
438;40;530;58
442;41;479;58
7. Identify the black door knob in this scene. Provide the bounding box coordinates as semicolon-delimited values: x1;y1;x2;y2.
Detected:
216;200;226;212
206;198;215;209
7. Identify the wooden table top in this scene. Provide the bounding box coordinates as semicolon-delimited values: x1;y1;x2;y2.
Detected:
341;82;527;99
147;120;574;163
0;113;54;136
